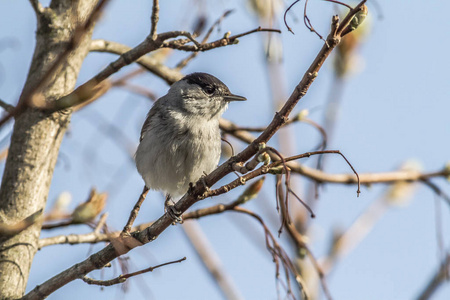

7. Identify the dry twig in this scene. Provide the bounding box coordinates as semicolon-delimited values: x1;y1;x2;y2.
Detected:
82;257;186;287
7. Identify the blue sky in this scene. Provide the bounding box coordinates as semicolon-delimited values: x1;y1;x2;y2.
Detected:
0;0;449;299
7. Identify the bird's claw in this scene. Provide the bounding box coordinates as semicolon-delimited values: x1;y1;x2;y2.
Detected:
165;203;183;223
165;194;182;223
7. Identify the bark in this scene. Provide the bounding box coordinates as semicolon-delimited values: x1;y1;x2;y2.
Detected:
0;1;98;298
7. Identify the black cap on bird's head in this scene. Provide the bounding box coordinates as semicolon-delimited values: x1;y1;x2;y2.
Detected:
183;72;246;102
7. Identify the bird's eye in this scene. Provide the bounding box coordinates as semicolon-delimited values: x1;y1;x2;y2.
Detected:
204;85;216;95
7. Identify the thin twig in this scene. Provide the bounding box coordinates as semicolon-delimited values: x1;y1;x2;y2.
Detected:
0;209;43;237
304;0;326;41
82;257;186;287
176;10;234;69
163;27;281;52
29;0;43;14
41;220;77;230
421;179;450;207
90;39;183;84
51;27;278;111
122;187;149;235
38;181;266;249
150;0;159;40
278;150;361;196
283;220;334;300
232;207;309;299
219;118;448;186
416;254;450;300
0;99;14;112
284;0;302;34
94;213;109;234
205;150;360;200
288;188;315;218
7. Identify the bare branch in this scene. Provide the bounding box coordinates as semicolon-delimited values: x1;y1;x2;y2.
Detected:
219;119;449;186
50;27;277;111
38;178;266;249
29;0;43;15
122;187;149;235
150;0;159;40
282;213;333;300
94;213;108;234
89;39;183;84
416;254;450;300
41;220;76;230
232;207;309;299
204;150;360;200
82;257;186;287
38;231;114;249
23;5;371;298
421;179;450;207
0;98;14;112
0;0;111;128
163;27;281;52
0;209;42;237
176;9;234;69
283;0;301;34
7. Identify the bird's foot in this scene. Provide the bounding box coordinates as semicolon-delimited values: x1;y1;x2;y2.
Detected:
166;204;183;223
165;195;182;223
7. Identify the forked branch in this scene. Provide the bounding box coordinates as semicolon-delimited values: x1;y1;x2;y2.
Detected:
23;3;369;299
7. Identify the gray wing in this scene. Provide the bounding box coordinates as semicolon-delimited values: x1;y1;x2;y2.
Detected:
139;95;168;142
139;105;158;142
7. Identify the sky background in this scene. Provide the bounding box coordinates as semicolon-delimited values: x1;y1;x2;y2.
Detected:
0;0;449;299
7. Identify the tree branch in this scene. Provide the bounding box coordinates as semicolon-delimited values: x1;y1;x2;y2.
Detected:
219;119;449;185
162;27;281;52
0;98;14;112
122;187;149;234
416;254;450;300
23;5;370;299
90;39;183;84
150;0;159;40
0;0;111;128
0;1;106;298
29;0;43;15
50;27;279;111
81;257;186;287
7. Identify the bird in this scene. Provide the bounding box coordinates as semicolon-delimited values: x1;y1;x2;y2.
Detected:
135;72;246;220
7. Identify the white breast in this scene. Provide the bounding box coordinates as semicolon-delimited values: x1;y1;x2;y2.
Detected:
135;112;221;200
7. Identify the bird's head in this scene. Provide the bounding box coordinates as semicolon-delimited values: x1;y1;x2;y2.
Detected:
168;72;246;119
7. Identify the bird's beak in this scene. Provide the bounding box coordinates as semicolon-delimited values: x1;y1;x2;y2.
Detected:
224;94;247;102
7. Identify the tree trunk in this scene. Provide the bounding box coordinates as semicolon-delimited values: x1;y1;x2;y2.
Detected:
0;1;98;298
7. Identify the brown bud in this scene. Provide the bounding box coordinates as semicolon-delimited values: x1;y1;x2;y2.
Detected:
237;177;266;204
71;188;107;223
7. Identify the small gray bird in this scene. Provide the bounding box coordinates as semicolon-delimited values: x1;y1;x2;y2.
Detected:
135;72;246;219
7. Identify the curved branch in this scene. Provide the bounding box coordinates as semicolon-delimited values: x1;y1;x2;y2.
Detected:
23;4;371;299
219;118;449;185
50;27;280;111
90;39;183;84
